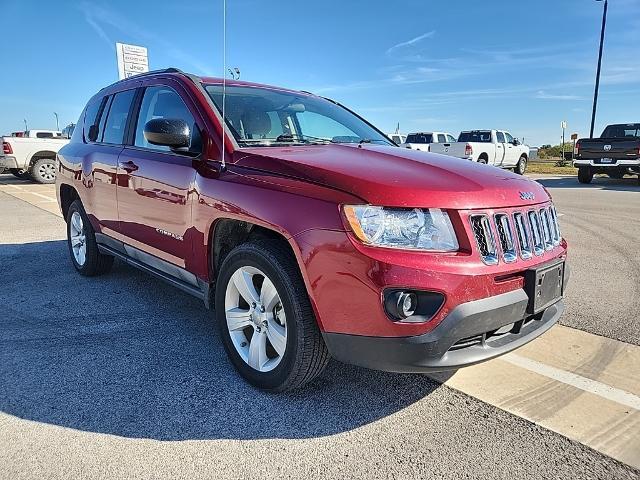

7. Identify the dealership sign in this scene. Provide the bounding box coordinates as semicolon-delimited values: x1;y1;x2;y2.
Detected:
116;43;149;80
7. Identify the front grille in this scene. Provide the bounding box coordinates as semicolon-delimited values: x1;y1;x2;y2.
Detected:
468;204;561;264
470;215;498;265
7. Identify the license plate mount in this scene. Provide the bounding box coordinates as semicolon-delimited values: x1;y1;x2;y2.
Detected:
601;157;613;163
525;261;564;314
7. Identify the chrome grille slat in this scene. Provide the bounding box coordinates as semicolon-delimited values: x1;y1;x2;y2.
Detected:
549;206;561;246
527;210;545;256
494;214;517;263
470;214;498;265
539;208;554;250
513;212;532;259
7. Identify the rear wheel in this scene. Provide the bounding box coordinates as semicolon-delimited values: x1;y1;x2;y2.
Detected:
215;239;329;392
66;200;114;276
578;167;593;184
477;155;488;165
31;158;56;184
515;155;527;175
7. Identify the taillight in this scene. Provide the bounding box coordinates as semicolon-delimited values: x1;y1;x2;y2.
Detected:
464;143;473;156
575;142;580;156
2;142;12;155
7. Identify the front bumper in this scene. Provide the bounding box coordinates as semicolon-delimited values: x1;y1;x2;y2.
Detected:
323;289;564;373
0;156;18;169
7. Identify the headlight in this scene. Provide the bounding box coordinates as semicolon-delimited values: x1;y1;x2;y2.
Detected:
342;205;459;251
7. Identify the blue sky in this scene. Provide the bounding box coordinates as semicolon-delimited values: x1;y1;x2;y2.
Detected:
1;0;638;145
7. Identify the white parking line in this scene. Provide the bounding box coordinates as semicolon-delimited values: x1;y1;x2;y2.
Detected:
503;353;640;411
4;184;56;202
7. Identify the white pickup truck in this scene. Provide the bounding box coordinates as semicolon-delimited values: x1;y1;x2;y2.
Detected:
401;131;457;152
430;130;530;174
1;130;70;183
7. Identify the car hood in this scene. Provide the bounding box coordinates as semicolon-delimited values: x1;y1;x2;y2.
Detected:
233;144;548;209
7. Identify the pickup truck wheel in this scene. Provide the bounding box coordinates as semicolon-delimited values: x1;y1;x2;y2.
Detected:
478;155;488;165
31;158;56;184
578;167;593;184
216;240;329;392
515;156;527;175
66;200;114;276
9;168;29;179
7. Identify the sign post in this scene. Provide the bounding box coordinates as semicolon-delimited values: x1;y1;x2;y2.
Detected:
560;121;567;166
571;133;578;161
116;43;149;80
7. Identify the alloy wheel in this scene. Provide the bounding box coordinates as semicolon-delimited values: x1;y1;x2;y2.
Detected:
224;266;287;372
69;211;87;266
37;162;56;181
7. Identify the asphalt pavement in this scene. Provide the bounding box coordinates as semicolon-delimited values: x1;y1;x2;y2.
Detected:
0;173;638;479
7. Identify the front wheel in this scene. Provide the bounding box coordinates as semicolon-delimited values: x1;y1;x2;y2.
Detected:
515;155;527;175
578;166;593;184
215;240;329;392
31;158;57;184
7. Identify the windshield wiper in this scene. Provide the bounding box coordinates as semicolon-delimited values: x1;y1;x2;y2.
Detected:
358;138;372;144
274;134;333;144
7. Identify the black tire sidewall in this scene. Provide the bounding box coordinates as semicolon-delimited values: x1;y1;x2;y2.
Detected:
66;200;100;275
517;156;527;175
215;242;304;390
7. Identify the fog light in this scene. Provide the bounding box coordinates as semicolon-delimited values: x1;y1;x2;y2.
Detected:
398;292;417;318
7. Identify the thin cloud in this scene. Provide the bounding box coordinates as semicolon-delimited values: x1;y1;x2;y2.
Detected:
536;90;582;100
387;31;436;54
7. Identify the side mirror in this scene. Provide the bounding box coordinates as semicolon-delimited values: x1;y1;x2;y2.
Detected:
144;118;190;148
512;139;520;146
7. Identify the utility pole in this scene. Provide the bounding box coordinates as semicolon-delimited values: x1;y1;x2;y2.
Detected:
23;119;28;132
561;121;567;165
54;112;59;131
590;0;608;138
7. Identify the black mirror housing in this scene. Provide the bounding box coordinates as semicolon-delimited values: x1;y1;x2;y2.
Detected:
144;118;190;148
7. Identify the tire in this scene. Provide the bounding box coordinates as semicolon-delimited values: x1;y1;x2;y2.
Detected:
31;158;57;184
515;155;527;175
9;168;29;179
477;155;488;165
215;239;329;392
577;167;593;184
66;200;114;276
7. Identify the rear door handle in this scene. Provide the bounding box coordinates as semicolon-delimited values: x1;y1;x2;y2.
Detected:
119;160;138;173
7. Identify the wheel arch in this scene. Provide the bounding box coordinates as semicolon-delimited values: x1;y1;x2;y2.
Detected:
59;183;80;220
27;150;57;170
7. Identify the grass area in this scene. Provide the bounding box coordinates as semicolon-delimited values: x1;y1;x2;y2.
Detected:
526;161;576;175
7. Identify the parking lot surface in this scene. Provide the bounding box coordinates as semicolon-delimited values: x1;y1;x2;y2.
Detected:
1;173;639;479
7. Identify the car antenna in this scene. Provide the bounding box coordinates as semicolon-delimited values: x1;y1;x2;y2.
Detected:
221;0;227;171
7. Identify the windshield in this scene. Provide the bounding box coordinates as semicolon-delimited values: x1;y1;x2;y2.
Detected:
458;131;492;143
204;84;393;147
601;124;640;139
406;133;433;144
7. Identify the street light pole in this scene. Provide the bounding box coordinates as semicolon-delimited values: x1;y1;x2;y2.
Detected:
589;0;608;139
54;112;59;131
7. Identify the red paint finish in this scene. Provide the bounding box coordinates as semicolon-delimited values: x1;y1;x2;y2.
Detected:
57;71;568;341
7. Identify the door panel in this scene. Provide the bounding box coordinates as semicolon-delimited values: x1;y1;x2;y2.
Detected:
503;132;519;166
116;148;196;266
494;131;506;166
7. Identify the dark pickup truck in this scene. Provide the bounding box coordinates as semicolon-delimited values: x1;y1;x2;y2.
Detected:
574;123;640;184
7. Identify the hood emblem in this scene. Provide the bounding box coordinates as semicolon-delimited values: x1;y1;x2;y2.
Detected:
519;191;535;201
604;144;612;151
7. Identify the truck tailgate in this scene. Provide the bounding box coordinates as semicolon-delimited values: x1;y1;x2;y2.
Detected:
578;138;640;161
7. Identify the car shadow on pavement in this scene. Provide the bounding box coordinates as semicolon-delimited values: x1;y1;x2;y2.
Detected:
0;240;445;441
0;173;36;185
535;176;640;192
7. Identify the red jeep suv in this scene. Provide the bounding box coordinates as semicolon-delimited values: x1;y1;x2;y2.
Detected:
56;68;568;391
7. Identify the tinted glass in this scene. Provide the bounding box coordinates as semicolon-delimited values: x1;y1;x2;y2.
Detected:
134;86;199;152
437;134;446;143
601;124;640;138
36;132;54;138
102;89;135;144
458;131;492;143
496;132;505;143
84;96;106;142
205;84;392;147
406;133;433;144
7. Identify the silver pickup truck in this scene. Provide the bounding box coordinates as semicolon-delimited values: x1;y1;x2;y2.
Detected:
1;130;70;183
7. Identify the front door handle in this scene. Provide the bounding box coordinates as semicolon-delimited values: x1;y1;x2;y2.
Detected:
119;160;138;173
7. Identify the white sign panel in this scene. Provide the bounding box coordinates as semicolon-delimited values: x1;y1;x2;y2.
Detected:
116;43;149;80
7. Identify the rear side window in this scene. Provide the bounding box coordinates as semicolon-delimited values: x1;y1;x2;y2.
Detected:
102;89;136;145
83;96;107;142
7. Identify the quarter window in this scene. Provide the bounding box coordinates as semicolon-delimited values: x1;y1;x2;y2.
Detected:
84;96;107;143
102;89;136;144
134;86;199;152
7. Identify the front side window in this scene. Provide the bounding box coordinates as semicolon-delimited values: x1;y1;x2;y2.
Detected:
102;89;136;144
205;84;392;147
437;134;446;143
446;134;456;143
496;132;506;143
134;86;199;152
504;132;514;143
